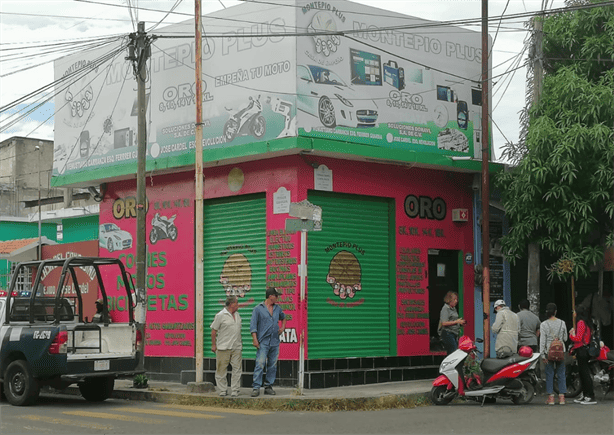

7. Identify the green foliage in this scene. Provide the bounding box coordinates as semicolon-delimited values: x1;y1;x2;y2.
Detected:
497;1;614;278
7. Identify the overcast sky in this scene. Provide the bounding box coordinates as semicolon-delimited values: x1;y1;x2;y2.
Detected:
0;0;567;160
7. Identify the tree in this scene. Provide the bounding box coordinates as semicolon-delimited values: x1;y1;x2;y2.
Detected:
498;0;614;279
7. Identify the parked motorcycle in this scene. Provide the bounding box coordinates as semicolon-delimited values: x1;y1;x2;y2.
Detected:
149;213;178;244
560;345;614;398
431;336;540;405
223;95;266;142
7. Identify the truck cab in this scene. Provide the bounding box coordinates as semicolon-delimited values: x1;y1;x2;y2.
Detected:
0;257;144;406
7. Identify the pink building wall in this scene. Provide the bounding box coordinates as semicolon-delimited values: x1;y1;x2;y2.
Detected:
101;155;475;359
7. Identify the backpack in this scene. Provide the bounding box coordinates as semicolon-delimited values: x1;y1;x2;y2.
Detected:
587;325;600;358
547;321;565;362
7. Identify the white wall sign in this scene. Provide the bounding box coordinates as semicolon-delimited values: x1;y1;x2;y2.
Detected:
273;187;291;214
314;164;332;191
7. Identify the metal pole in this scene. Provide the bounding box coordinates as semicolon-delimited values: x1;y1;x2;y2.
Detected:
37;142;42;260
298;229;307;394
527;18;543;319
481;0;491;356
194;0;205;384
135;22;149;371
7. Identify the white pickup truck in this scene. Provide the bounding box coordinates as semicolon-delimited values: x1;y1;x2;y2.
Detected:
0;257;145;406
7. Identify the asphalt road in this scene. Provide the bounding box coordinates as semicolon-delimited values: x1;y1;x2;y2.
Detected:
1;392;612;434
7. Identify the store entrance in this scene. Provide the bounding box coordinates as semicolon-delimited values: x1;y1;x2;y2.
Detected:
428;249;460;352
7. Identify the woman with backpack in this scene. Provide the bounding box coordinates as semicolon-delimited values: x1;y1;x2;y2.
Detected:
569;304;597;405
539;302;567;405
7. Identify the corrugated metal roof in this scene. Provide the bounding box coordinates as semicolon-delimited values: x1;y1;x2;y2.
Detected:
0;238;38;255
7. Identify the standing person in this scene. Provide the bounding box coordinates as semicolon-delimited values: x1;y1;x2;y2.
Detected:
492;299;519;358
540;302;567;405
569;304;597;405
250;287;286;397
517;299;541;352
439;291;466;355
210;296;242;397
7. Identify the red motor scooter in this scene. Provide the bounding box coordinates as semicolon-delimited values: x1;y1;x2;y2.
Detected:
431;336;540;405
563;345;614;398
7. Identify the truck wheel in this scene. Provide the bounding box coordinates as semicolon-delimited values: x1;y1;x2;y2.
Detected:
79;377;114;402
4;360;40;406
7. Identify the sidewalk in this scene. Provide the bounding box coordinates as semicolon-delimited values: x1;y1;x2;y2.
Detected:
48;378;435;411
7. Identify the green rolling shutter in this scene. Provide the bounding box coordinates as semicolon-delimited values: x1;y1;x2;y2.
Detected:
307;191;394;359
203;194;266;359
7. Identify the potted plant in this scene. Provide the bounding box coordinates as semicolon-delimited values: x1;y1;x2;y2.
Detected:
133;374;148;389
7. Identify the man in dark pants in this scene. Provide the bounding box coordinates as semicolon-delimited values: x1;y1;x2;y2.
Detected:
250;287;286;397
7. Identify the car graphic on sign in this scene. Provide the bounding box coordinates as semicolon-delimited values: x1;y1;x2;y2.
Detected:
297;65;378;129
99;223;133;253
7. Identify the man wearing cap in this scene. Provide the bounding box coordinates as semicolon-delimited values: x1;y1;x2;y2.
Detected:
92;298;111;323
250;287;286;397
492;299;519;358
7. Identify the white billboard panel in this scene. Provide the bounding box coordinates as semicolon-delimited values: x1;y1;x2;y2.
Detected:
53;0;489;184
53;2;297;181
296;0;489;155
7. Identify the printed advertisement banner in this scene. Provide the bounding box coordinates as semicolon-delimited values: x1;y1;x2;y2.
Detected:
296;0;489;154
41;241;99;322
53;0;488;185
98;179;195;357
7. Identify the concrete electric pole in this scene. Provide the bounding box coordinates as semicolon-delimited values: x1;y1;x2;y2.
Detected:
127;21;152;371
527;17;543;318
194;0;205;385
481;0;492;356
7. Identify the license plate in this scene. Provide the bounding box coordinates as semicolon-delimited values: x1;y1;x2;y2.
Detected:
94;360;110;371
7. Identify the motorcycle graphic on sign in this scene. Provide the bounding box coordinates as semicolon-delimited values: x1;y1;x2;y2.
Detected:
149;213;178;244
223;95;266;142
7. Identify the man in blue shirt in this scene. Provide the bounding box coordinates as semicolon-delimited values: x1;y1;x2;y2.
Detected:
250;287;286;397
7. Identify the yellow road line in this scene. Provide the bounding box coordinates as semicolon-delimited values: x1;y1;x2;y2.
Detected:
111;407;225;419
160;404;270;416
19;414;112;430
62;410;164;425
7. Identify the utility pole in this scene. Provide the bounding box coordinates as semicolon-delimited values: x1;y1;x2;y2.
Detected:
481;0;491;356
36;142;42;260
527;17;543;318
194;0;205;385
127;21;152;371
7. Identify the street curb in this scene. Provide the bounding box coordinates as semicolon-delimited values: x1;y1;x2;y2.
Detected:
45;386;433;411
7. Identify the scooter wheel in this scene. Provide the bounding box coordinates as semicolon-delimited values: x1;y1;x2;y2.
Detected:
512;379;535;405
431;385;455;405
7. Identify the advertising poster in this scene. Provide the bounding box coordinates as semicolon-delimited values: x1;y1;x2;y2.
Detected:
53;1;297;182
98;177;195;357
41;241;99;322
296;0;488;155
53;0;489;186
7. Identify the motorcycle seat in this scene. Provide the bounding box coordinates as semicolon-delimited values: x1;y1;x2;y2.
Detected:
481;354;531;373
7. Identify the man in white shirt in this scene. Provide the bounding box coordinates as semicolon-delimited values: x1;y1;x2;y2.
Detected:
492;299;519;358
210;296;242;397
